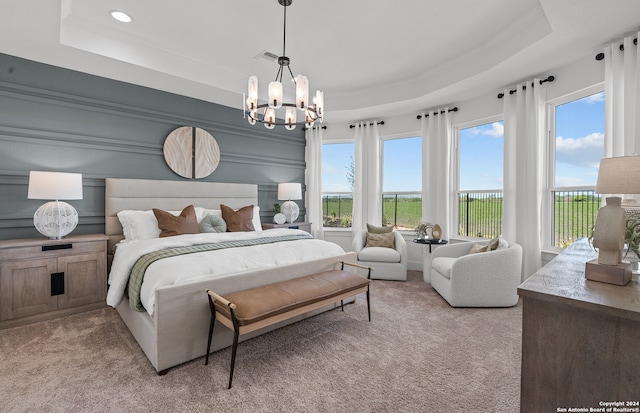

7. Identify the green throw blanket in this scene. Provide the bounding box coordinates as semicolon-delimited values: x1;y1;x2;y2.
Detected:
128;233;313;312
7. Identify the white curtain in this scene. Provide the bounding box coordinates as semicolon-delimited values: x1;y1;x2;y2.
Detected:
352;122;382;233
603;31;640;157
502;79;548;280
421;109;454;240
304;126;324;239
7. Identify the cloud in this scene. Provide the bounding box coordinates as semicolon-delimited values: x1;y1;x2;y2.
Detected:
581;92;604;104
555;132;603;169
467;122;504;138
484;122;504;137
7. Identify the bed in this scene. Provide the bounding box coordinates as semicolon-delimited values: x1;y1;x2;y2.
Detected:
105;178;356;374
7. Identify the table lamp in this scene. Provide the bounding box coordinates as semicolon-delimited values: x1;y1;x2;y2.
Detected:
277;183;302;223
27;171;83;239
587;155;640;285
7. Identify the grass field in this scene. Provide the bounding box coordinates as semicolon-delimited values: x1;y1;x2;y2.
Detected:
323;193;599;247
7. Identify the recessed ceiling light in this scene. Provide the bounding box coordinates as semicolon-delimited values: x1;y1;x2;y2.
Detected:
110;10;132;23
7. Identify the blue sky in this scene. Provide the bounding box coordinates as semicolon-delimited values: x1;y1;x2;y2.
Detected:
322;91;605;192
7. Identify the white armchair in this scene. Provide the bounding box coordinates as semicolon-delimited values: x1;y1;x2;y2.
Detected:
352;230;407;281
430;240;523;307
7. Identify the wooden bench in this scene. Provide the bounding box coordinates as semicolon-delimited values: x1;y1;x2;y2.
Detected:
205;261;372;388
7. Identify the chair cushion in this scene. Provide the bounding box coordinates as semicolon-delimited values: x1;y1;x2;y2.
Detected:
358;246;401;263
432;257;458;280
366;232;395;248
367;223;394;234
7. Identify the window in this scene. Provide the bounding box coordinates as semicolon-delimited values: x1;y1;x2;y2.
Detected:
457;120;504;238
382;136;422;229
547;88;604;248
322;143;354;228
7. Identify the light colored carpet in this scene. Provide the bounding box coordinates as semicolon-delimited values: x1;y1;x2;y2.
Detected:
0;271;521;412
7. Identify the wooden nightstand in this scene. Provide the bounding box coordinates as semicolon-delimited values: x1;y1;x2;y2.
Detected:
0;234;108;329
262;222;312;234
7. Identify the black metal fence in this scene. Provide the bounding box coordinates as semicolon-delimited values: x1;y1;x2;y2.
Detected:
457;191;503;238
552;189;600;248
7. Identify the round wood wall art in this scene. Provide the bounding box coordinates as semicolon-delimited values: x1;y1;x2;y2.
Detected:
163;126;220;179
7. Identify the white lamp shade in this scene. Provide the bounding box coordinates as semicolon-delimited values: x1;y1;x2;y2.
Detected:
314;90;324;121
248;110;257;125
264;108;276;129
247;76;258;111
304;109;315;128
28;171;83;200
596;156;640;194
278;183;302;200
295;75;309;110
268;81;283;109
285;106;297;130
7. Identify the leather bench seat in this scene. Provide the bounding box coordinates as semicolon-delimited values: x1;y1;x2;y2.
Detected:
214;270;369;326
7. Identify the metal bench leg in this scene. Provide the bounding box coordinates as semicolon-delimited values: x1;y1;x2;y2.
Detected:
205;295;216;366
228;307;241;389
340;299;344;311
366;287;371;322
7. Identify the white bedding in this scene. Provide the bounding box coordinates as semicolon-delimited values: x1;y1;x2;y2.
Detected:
107;228;346;315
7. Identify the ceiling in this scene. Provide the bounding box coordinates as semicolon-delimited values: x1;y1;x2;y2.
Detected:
1;0;640;123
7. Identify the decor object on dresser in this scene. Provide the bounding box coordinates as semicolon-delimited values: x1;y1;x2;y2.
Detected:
163;126;220;179
27;171;83;239
352;225;407;281
278;182;302;223
587;155;640;285
430;238;522;307
243;0;323;130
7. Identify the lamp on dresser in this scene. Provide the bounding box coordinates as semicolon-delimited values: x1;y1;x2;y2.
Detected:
277;182;302;223
587;155;640;285
27;171;83;239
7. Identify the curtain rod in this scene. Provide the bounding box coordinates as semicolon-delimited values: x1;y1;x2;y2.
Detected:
303;125;327;131
416;107;459;120
595;38;638;61
497;75;555;99
349;121;385;129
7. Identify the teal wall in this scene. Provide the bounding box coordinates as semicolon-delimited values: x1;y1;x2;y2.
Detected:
0;53;305;240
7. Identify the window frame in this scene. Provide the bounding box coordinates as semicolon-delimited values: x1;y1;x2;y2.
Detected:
381;132;423;230
453;115;505;240
543;83;605;251
321;140;355;230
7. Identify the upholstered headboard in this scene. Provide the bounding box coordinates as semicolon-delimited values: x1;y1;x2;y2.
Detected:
105;178;258;258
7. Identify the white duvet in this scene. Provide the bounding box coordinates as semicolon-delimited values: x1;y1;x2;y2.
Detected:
107;228;346;315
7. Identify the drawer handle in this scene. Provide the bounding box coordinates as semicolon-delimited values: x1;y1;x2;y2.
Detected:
51;272;65;296
42;244;72;251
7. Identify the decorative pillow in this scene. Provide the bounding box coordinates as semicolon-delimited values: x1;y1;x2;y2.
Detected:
367;223;394;234
497;237;509;250
153;205;199;238
365;232;395;248
487;236;500;251
117;209;180;241
199;214;227;233
198;206;262;232
467;243;489;255
220;204;255;232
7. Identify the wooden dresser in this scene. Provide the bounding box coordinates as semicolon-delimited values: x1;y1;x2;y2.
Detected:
517;238;640;411
0;234;108;329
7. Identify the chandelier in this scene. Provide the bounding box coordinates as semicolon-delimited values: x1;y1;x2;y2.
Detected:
244;0;324;130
